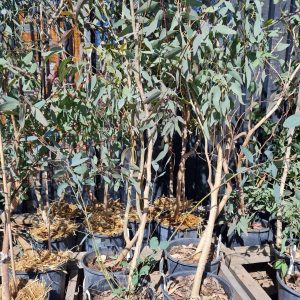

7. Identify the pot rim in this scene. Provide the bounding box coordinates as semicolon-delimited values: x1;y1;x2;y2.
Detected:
276;270;300;297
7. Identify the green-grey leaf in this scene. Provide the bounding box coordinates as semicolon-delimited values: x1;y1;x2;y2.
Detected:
283;114;300;128
31;107;48;126
240;146;254;163
0;96;19;112
214;24;236;35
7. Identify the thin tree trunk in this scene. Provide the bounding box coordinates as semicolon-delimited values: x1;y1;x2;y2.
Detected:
127;0;154;289
276;85;300;247
174;108;190;217
190;146;223;299
42;170;51;251
103;182;109;210
168;137;174;197
0;128;12;300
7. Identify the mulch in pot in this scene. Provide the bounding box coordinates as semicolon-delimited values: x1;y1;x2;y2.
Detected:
85;203;123;236
285;273;300;293
29;217;78;242
14;250;70;272
92;286;152;300
0;278;49;300
48;201;82;220
169;243;216;264
158;213;202;231
161;274;228;300
86;254;127;273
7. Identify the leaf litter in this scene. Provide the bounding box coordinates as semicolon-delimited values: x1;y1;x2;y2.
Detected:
159;274;228;300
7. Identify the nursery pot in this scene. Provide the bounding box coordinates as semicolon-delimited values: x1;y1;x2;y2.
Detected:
165;238;221;275
157;221;198;242
86;275;155;300
81;249;127;291
128;220;153;246
15;267;66;300
84;231;124;252
273;248;300;272
32;234;77;251
277;271;300;300
161;271;233;300
227;220;272;247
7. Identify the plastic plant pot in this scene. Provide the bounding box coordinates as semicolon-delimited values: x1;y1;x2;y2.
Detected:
227;220;272;247
157;221;198;242
161;271;233;300
84;231;124;252
273;249;300;273
85;275;156;300
32;234;77;251
128;220;153;247
165;238;221;275
15;268;66;300
81;249;128;292
277;271;300;300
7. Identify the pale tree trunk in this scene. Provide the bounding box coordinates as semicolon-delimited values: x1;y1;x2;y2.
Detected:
128;134;153;288
276;85;300;247
127;0;154;289
190;146;223;299
42;170;51;251
174;108;190;217
168;137;174;197
0;128;12;299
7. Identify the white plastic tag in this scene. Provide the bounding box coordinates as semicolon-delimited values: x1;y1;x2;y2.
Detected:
288;244;296;275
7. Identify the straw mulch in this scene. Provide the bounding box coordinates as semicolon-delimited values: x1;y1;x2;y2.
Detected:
0;279;49;300
153;196;193;215
128;207;154;222
14;250;70;272
29;217;78;241
85;202;124;236
48;201;81;220
159;212;202;230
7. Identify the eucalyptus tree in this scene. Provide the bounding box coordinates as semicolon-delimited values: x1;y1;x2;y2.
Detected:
157;0;300;297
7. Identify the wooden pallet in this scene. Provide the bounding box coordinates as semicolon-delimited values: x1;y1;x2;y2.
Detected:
222;244;274;300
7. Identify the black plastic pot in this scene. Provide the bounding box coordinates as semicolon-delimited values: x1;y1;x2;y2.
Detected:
32;234;77;251
165;238;221;275
128;220;153;247
84;231;124;252
161;271;233;300
157;222;198;242
273;248;300;273
81;249;127;292
86;275;156;300
277;271;300;299
15;268;66;300
227;220;272;247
